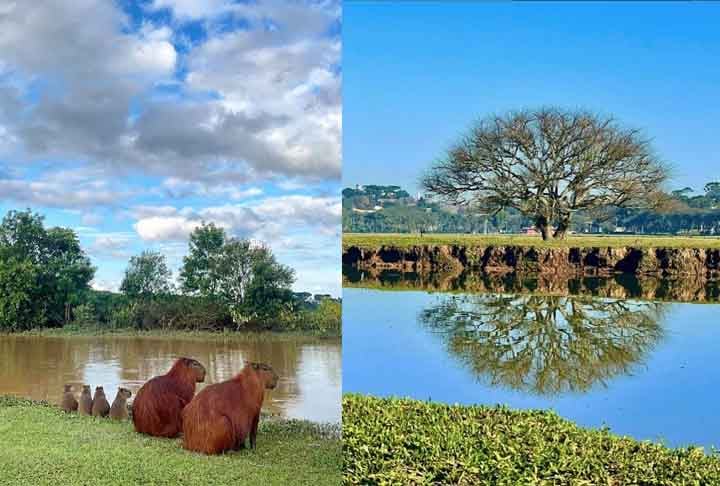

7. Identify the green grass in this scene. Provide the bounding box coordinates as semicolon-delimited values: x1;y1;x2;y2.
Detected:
0;396;340;486
343;394;720;485
7;326;340;341
343;233;720;250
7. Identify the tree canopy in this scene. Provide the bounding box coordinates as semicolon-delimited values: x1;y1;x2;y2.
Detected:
422;108;669;239
180;222;295;326
120;250;173;298
0;210;95;329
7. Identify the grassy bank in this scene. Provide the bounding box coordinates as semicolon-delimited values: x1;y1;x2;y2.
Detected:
0;396;340;486
9;325;340;341
343;233;720;249
343;394;720;485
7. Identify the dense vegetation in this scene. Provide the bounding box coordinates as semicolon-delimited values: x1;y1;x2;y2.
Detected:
343;183;720;236
0;210;340;335
343;394;720;485
0;396;340;486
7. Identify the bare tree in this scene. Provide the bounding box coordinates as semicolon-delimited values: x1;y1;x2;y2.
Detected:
422;108;669;239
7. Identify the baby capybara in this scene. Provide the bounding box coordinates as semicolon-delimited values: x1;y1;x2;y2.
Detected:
60;384;78;413
132;357;206;438
109;388;132;420
78;385;93;416
91;386;110;417
182;362;278;454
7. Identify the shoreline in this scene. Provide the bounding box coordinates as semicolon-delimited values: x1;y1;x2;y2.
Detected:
1;326;341;340
0;396;341;485
343;234;720;278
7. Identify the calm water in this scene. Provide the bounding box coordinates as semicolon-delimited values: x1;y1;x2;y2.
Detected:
0;335;341;423
343;272;720;449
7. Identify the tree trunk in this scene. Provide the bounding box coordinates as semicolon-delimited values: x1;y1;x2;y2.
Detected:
553;216;570;239
536;216;550;241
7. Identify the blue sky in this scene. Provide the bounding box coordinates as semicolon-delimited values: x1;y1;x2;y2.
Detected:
343;2;720;195
0;0;341;295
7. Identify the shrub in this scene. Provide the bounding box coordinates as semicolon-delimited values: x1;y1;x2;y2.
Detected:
343;394;720;485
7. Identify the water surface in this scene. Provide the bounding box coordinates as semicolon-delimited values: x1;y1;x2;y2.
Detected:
0;334;341;423
343;271;720;449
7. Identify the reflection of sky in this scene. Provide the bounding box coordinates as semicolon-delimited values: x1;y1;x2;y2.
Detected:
343;288;720;450
274;345;342;423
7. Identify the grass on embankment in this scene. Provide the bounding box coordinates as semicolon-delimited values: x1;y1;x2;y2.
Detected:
343;394;720;485
343;233;720;250
9;325;340;341
0;396;340;486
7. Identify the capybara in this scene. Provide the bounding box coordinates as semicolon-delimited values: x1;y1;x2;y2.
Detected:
60;384;78;413
132;357;206;438
109;388;132;420
78;385;93;416
182;362;278;454
91;386;110;417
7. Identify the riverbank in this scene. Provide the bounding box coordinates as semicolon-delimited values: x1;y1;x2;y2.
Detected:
343;394;720;485
0;396;340;486
343;233;720;277
8;326;341;341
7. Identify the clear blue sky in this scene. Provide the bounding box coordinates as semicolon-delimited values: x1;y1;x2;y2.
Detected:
343;2;720;195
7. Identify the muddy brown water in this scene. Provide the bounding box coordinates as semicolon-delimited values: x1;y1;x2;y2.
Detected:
0;334;341;423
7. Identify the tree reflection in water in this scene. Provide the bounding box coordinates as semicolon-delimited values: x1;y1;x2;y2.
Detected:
418;295;665;395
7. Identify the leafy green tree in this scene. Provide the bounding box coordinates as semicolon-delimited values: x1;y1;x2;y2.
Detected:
180;223;295;325
179;222;225;296
0;210;94;329
120;250;173;299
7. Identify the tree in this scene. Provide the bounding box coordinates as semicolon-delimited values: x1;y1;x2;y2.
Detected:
120;250;172;299
179;223;295;325
0;210;94;328
422;108;669;240
179;222;225;296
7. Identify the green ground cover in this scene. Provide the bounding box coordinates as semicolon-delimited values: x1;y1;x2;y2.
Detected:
343;394;720;485
0;396;341;486
343;233;720;250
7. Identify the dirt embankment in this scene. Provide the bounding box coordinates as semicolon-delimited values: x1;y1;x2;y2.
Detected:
342;245;720;278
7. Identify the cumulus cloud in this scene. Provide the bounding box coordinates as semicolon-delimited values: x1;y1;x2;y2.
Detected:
131;195;340;243
0;0;340;184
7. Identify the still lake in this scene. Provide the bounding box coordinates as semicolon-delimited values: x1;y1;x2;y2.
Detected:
0;334;341;423
343;270;720;449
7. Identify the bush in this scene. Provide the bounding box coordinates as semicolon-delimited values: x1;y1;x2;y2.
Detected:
277;300;341;335
343;394;720;485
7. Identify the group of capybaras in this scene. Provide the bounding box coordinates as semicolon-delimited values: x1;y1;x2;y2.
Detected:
59;357;279;455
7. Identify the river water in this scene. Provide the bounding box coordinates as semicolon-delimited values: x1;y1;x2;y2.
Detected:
343;269;720;449
0;334;341;423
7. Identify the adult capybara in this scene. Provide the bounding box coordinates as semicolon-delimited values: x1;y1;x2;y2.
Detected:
132;357;206;438
60;384;78;413
78;385;93;416
182;362;278;454
91;386;110;417
109;388;132;420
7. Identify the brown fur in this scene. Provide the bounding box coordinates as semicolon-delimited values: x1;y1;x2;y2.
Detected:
60;384;78;413
109;388;132;420
78;385;93;416
132;357;206;437
182;362;278;454
91;386;110;417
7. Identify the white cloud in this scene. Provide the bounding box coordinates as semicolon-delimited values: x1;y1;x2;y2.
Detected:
134;216;206;242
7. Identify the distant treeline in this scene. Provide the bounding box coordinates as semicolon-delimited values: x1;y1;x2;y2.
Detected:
342;183;720;235
0;210;340;334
